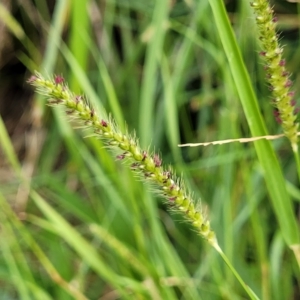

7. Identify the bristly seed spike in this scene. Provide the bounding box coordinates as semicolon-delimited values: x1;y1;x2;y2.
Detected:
251;0;299;149
28;72;216;244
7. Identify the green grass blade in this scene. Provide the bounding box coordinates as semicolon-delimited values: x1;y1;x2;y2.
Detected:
68;0;90;93
208;0;300;251
138;0;169;147
0;193;89;300
41;0;69;73
30;190;148;299
0;116;21;174
0;212;31;300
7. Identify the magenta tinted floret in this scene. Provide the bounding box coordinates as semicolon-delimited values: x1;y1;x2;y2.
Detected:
27;75;37;83
101;120;108;127
294;107;300;115
284;80;292;88
54;75;64;84
116;152;127;160
142;151;147;161
75;95;82;104
279;59;286;66
169;196;177;201
131;163;139;169
153;154;162;167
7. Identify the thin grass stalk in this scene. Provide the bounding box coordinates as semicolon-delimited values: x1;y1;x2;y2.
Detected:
0;221;31;300
207;0;300;265
29;190;145;299
138;0;169;147
28;72;259;299
68;0;90;93
0;192;89;300
214;244;260;300
0;118;95;299
0;116;21;175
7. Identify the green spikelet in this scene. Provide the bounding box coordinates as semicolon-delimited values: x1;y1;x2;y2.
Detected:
28;72;217;244
251;0;299;151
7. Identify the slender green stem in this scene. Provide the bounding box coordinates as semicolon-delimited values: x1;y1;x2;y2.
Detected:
213;243;260;300
139;0;169;147
294;150;300;184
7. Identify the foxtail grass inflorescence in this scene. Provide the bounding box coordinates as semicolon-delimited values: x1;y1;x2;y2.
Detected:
28;72;216;244
251;0;299;151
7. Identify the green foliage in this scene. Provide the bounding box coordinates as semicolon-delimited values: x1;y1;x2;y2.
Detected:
0;0;300;299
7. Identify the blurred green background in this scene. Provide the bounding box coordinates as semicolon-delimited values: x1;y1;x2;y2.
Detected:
0;0;300;299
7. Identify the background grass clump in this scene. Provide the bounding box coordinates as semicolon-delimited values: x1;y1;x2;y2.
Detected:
0;0;300;299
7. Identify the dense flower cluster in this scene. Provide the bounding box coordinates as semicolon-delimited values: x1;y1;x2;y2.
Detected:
28;72;216;244
251;0;299;151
